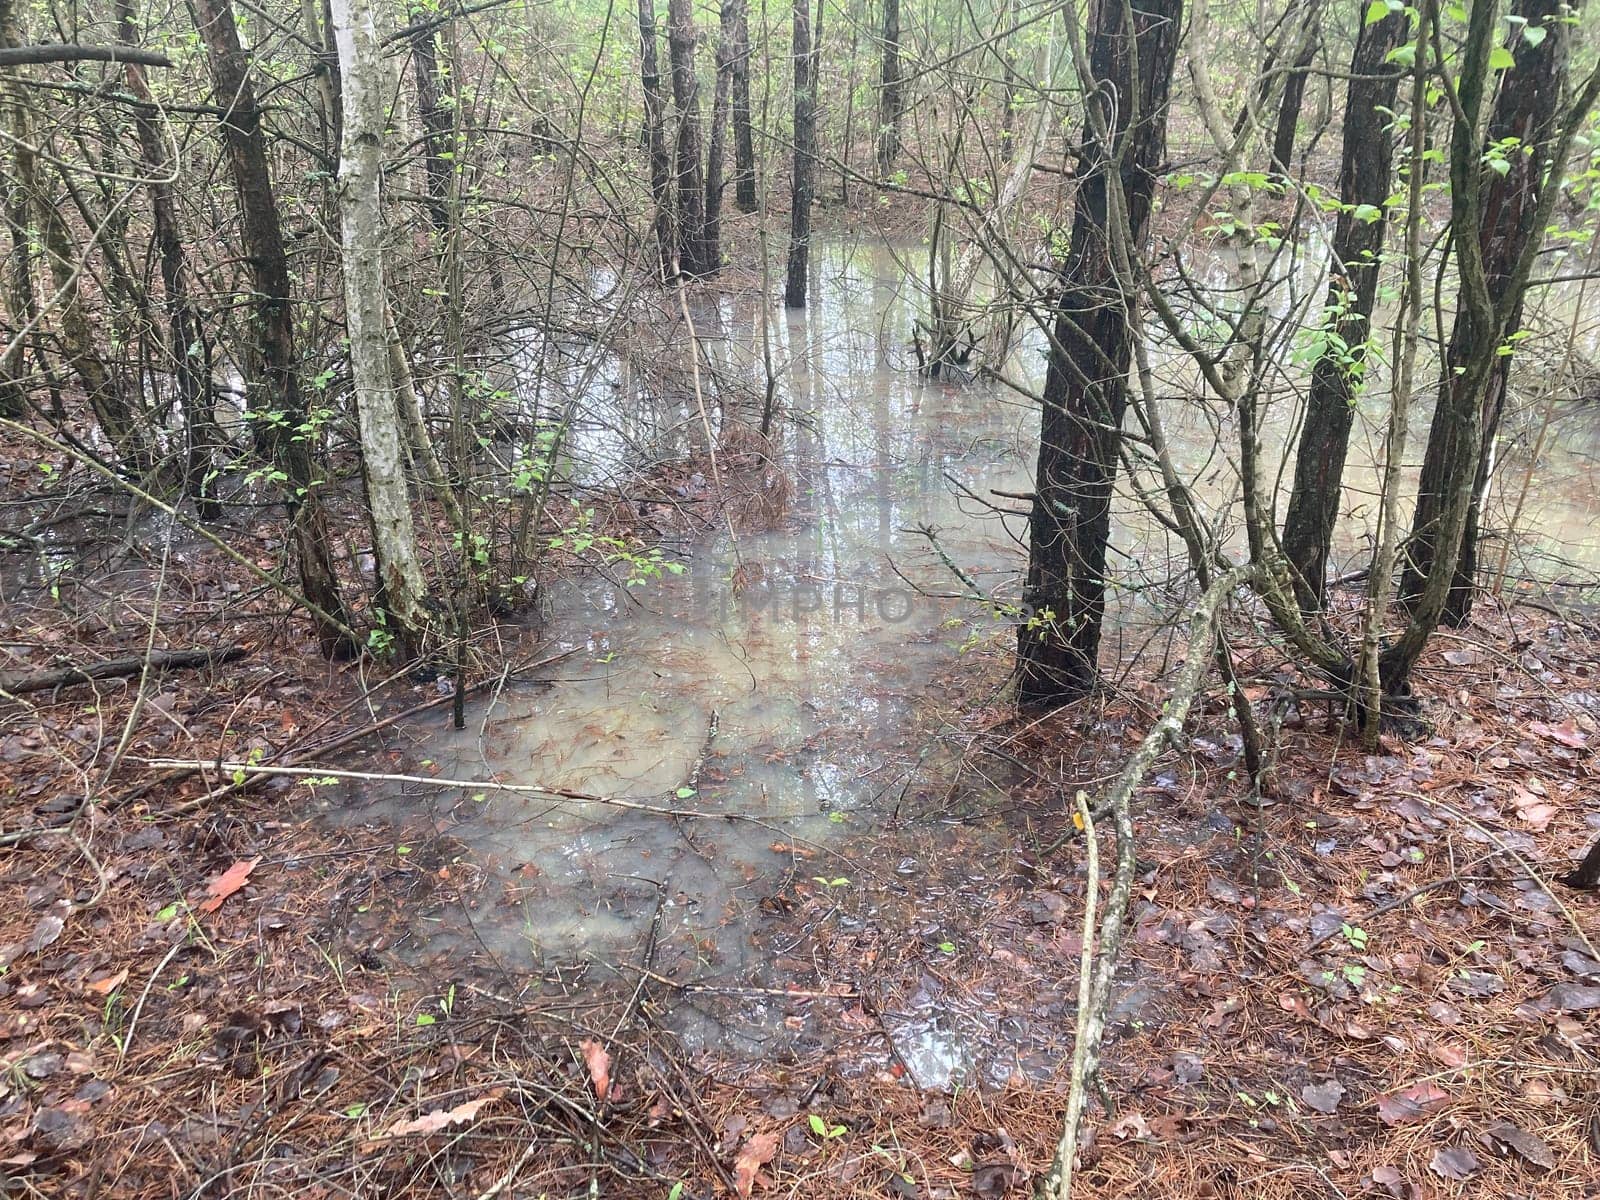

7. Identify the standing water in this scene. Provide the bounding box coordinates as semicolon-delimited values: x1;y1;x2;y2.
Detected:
325;235;1600;1076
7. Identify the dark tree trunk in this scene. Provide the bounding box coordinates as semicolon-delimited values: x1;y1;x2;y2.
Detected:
667;0;710;276
728;0;757;211
876;0;902;174
193;0;354;657
410;24;453;234
704;0;736;272
0;0;38;417
1279;9;1406;610
1016;0;1182;707
785;0;819;307
637;0;676;278
1402;0;1570;626
118;0;219;519
1000;0;1019;163
1269;23;1318;178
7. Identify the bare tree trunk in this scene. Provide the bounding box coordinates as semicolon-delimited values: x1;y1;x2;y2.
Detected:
667;0;710;276
0;0;38;416
784;0;818;308
1016;0;1182;707
117;0;219;519
1268;9;1319;178
1279;7;1406;610
298;0;340;161
194;0;354;657
728;0;757;211
410;22;453;235
1383;0;1599;692
331;0;431;655
999;0;1019;163
876;0;902;174
637;0;676;278
1402;0;1571;627
704;0;736;272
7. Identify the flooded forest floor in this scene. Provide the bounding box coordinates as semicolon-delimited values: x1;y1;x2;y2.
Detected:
3;235;1600;1200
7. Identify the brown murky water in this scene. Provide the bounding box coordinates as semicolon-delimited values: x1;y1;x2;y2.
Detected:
321;235;1600;1082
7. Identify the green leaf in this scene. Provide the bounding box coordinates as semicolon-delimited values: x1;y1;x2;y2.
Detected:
1352;203;1384;224
809;1113;828;1137
415;1013;435;1026
1364;0;1393;24
1523;24;1547;48
1486;157;1511;176
156;902;181;922
1489;46;1515;71
675;787;696;799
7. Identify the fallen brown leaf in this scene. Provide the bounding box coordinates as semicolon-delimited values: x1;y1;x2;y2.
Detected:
579;1038;610;1101
383;1095;495;1138
197;857;261;914
86;969;128;996
1376;1081;1451;1126
733;1130;779;1198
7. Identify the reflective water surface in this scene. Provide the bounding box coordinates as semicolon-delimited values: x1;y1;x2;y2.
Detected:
323;235;1600;1080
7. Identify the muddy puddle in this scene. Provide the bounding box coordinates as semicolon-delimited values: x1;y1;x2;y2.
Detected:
320;234;1600;1084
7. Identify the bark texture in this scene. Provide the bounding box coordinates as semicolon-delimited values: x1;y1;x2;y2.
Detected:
1402;0;1570;625
194;0;353;656
667;0;711;276
877;0;902;174
1017;0;1182;707
728;0;756;212
1280;8;1406;610
637;0;676;278
331;0;430;651
785;0;819;307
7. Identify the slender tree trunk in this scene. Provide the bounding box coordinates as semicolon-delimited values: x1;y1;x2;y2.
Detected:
637;0;676;278
839;19;860;202
999;0;1020;164
0;0;37;416
410;23;453;234
1381;0;1599;692
728;0;757;211
785;0;819;307
1268;15;1319;178
194;0;354;657
1279;8;1406;610
667;0;710;276
117;0;219;519
704;0;736;273
299;0;340;161
1016;0;1182;707
331;0;431;655
876;0;902;174
1402;0;1570;626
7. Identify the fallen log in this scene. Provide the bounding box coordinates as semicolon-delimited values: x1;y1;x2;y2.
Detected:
0;44;174;68
0;646;248;695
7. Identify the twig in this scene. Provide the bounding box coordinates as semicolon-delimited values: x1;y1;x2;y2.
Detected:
1049;792;1100;1199
135;760;758;822
1040;566;1250;1200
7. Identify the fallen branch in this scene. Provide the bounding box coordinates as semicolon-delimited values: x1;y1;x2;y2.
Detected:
0;44;173;68
0;646;247;695
1041;565;1250;1200
137;760;744;821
